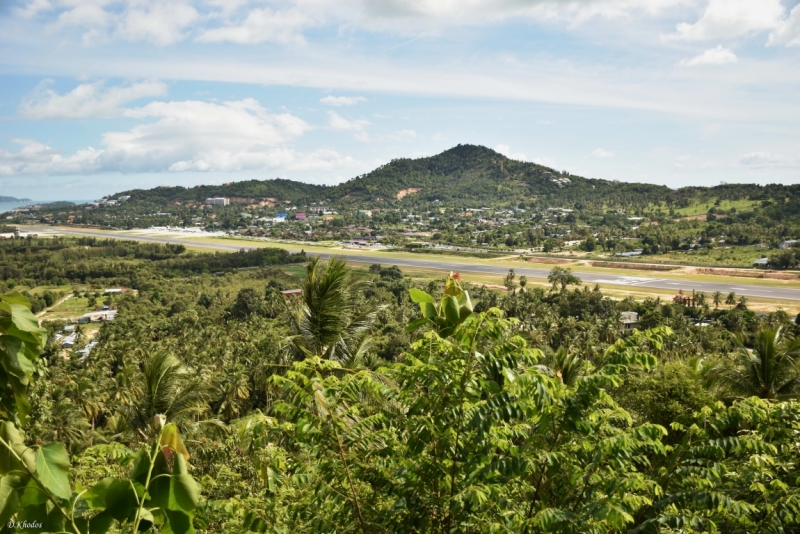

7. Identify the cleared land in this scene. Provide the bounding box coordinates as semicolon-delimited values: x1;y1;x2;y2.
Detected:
28;226;800;310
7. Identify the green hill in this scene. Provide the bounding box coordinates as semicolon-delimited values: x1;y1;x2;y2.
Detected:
109;144;672;208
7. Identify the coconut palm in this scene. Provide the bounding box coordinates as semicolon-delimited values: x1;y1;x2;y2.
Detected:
712;291;723;309
120;352;210;439
285;256;379;363
719;327;800;400
725;291;737;307
540;346;586;387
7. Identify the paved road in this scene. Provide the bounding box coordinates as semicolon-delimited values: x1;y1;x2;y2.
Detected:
31;226;800;302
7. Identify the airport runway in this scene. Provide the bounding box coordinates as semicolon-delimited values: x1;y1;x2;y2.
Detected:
30;226;800;302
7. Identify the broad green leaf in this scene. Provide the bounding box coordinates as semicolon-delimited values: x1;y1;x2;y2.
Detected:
420;302;437;319
0;473;24;525
103;479;141;522
82;478;116;510
0;292;33;309
0;421;35;475
74;509;114;534
34;442;71;501
443;296;460;325
163;509;196;534
1;335;36;378
409;288;434;304
405;317;429;332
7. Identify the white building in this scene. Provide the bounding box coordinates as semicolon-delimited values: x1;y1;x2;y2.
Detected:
205;197;230;206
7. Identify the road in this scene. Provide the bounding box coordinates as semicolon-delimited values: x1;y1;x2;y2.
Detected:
31;226;800;302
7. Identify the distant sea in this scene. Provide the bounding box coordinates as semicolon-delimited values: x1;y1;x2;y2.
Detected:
0;200;92;214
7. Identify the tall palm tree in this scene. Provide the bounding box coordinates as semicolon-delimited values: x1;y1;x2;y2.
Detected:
719;327;800;400
725;291;737;308
712;291;723;309
120;352;210;439
285;257;380;363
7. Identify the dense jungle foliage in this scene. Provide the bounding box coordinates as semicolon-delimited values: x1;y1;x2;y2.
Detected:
3;240;800;532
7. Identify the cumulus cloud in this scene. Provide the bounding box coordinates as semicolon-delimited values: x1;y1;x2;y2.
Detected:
320;95;368;106
19;80;168;119
678;45;737;67
768;3;800;47
591;148;615;158
0;139;101;176
197;6;313;44
494;144;527;161
327;111;370;141
665;0;785;41
0;98;360;176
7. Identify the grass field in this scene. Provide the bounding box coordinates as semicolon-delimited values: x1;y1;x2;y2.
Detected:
665;198;761;217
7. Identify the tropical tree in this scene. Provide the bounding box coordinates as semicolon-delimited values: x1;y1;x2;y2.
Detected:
284;256;380;363
719;326;800;400
726;291;737;307
712;290;723;309
120;352;210;439
547;266;582;292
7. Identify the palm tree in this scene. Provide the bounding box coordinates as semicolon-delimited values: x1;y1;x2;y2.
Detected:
712;291;723;309
541;346;585;387
719;327;800;400
725;291;737;308
737;295;749;310
285;256;379;363
120;352;210;439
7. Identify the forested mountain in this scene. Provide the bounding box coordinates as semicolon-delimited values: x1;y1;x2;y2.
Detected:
100;144;800;212
107;145;670;208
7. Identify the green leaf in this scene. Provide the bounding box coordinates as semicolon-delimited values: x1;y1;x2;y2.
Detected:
74;509;114;534
405;317;429;332
420;302;437;319
82;478;116;510
443;296;460;325
34;442;72;501
0;292;33;309
409;289;435;304
163;509;196;534
0;473;24;525
103;479;141;523
1;335;36;378
0;421;35;475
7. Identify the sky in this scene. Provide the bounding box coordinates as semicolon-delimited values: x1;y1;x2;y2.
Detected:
0;0;799;200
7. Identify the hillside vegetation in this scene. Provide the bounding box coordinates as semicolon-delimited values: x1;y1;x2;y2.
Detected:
3;236;800;531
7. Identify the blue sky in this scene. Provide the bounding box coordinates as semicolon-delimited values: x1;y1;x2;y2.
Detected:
0;0;799;200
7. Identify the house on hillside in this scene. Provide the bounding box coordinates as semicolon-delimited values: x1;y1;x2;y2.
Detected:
619;312;639;332
754;257;769;268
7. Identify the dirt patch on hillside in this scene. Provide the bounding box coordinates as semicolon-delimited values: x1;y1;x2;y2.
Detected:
396;188;421;200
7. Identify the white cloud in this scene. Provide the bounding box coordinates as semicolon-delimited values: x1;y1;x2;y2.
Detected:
0;98;361;176
591;148;615;158
118;0;198;46
494;144;526;161
320;95;368;106
197;7;313;44
665;0;785;41
739;151;798;167
768;3;800;47
0;139;101;176
19;80;168;119
327;111;370;140
679;45;737;67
